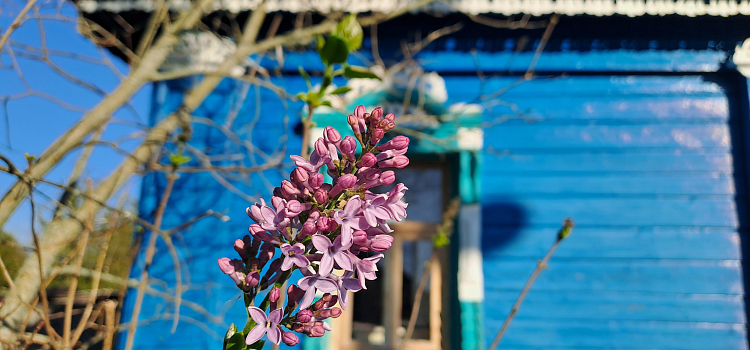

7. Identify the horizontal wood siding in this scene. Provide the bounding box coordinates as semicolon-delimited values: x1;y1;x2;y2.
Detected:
462;75;747;349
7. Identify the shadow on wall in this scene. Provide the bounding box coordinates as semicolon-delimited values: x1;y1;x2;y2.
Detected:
480;201;527;252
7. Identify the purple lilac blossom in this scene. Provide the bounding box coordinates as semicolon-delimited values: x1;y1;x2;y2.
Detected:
218;105;410;347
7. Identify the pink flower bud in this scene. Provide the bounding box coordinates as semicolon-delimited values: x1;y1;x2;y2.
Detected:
384;113;395;123
370;107;383;120
234;239;246;259
379;171;396;186
338;174;357;188
338;136;357;159
217;258;243;285
271;196;284;211
324;126;342;144
314;188;328;203
287;285;305;307
379;155;410;169
296;310;313;323
269;287;281;302
301;220;317;237
371;235;394;252
330;307;342;318
370;128;385;145
291;167;309;184
285;200;305;217
352;230;368;246
315;138;328;157
385;121;395;131
348;115;361;136
217;258;236;275
357;153;377;168
282;331;300;346
378;135;410;152
245;271;260;288
310;323;326;337
280;180;301;198
330;174;358;197
309;173;324;189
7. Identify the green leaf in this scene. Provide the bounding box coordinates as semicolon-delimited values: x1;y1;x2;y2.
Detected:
298;66;311;89
316;34;326;54
330;86;352;95
344;65;381;80
433;230;450;248
296;92;308;102
224;324;244;350
319;35;349;65
319;100;333;107
169;153;191;167
333;14;363;51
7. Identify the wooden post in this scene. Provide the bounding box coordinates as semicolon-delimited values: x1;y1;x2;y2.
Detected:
384;234;404;349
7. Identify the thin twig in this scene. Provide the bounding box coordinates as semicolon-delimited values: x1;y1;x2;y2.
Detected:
0;0;38;51
123;170;177;350
487;218;574;350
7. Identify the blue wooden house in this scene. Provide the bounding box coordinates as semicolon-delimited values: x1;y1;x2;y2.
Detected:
76;1;750;349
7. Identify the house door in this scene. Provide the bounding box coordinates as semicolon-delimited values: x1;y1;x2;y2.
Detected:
457;73;747;349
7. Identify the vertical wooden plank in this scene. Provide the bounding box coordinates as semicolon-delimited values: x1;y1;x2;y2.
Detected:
385;235;404;349
430;255;443;350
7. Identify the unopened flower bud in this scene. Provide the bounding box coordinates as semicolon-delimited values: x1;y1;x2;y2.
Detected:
316;216;331;232
285;200;305;217
309;173;324;189
314;188;328;203
292;323;305;333
313;293;332;310
234;239;246;259
329;307;342;318
282;331;300;346
301;220;317;238
296;309;313;323
310;323;326;337
384;113;395;123
324;126;342;144
269;287;281;303
370;128;385;145
379;171;395;186
280;180;301;198
287;285;305;307
378;135;410;152
315;138;328;157
271;196;284;211
379;155;410;169
330;174;358;197
357;153;377;168
352;230;368;246
291;167;309;184
347;115;360;135
371;235;394;252
338;136;357;159
245;271;260;288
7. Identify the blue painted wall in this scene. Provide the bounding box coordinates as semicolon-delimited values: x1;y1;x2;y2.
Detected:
478;73;747;349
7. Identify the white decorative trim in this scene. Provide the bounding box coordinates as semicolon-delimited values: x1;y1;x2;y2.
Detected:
734;39;750;77
161;31;253;76
77;0;750;17
458;204;485;302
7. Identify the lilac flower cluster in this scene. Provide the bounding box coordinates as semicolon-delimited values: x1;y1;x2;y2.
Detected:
218;105;409;347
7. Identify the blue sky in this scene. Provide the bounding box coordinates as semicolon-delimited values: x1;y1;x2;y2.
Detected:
0;1;151;244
